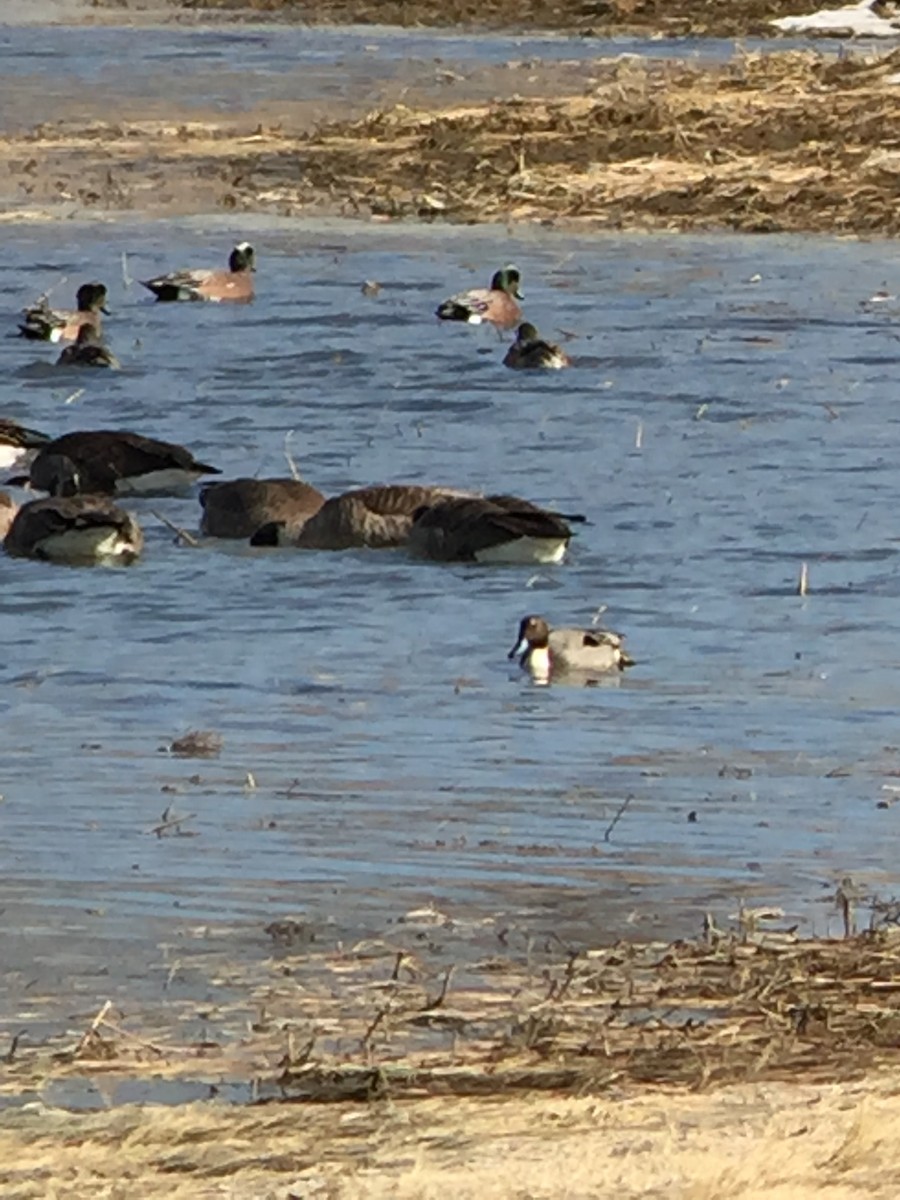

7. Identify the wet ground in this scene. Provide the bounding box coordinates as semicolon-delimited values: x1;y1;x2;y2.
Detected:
4;216;900;1085
3;7;900;1132
2;20;899;235
89;0;869;40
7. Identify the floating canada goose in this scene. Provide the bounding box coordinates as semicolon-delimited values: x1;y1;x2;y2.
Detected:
140;242;256;302
56;324;121;370
409;494;582;564
0;418;51;471
436;266;523;329
251;483;473;550
503;323;570;370
200;477;326;539
3;462;143;565
18;281;109;343
508;615;635;684
24;430;220;497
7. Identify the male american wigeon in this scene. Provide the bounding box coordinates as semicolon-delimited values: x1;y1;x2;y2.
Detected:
18;281;109;343
409;494;582;564
251;483;474;550
200;477;326;539
503;323;570;370
508;615;634;684
56;324;121;370
24;430;220;497
3;459;142;565
436;266;523;329
140;242;256;303
0;419;51;471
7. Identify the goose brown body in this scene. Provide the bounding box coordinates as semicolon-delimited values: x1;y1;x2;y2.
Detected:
409;494;580;564
4;493;143;564
252;483;475;550
27;431;220;497
201;477;326;539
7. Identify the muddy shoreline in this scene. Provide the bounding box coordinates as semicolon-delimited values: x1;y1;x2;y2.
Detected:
92;0;849;39
4;47;900;235
5;923;900;1197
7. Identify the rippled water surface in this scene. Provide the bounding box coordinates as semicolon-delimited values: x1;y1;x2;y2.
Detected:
3;212;900;975
0;18;828;129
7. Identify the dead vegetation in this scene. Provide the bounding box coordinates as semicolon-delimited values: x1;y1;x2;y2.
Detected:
6;923;900;1197
6;49;900;234
95;0;836;39
241;48;900;233
5;1074;900;1199
9;920;900;1100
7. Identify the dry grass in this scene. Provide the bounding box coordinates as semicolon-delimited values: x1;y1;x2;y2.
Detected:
4;1074;900;1198
5;924;900;1196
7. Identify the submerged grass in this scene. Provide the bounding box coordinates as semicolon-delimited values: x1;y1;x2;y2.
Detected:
7;922;900;1097
5;925;900;1197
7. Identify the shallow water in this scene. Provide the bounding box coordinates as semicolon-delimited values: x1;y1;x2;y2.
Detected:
2;213;900;989
0;19;829;128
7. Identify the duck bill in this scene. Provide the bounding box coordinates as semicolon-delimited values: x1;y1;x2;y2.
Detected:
101;305;111;315
508;637;527;661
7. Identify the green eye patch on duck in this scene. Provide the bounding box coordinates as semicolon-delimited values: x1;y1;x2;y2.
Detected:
436;265;523;329
18;280;109;343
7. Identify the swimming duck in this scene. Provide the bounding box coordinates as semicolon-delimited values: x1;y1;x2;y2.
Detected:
503;323;570;370
409;494;582;564
200;477;326;539
3;460;142;565
436;266;523;329
508;615;634;683
251;483;474;550
0;419;51;471
140;242;256;303
18;281;109;343
25;430;220;497
56;324;121;370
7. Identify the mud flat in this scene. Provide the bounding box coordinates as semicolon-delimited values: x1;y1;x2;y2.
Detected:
4;48;900;234
4;921;900;1197
93;0;849;38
